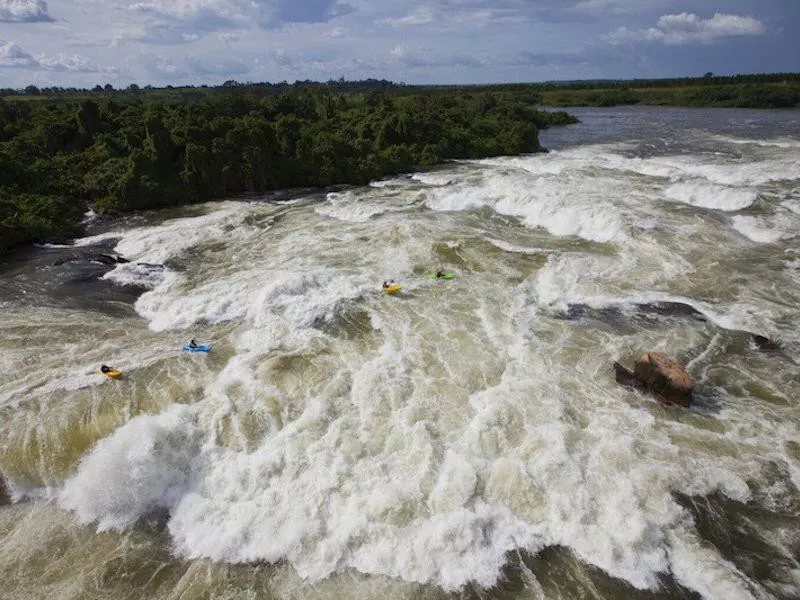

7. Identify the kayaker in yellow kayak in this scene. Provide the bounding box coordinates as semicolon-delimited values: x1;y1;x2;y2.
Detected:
382;280;402;294
100;364;122;378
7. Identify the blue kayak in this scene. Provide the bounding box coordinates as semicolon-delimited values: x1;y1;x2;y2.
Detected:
183;344;212;353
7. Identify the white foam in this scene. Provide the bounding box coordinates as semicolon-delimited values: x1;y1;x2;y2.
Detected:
101;262;169;289
529;251;780;335
475;152;577;178
111;203;248;265
781;199;800;216
60;404;200;531
423;163;627;244
559;142;800;188
484;238;548;255
633;218;658;230
731;215;791;244
134;272;251;332
316;190;415;222
709;133;800;150
668;527;763;600
663;181;757;211
34;242;73;249
370;177;408;188
510;196;624;243
411;172;455;186
72;230;124;247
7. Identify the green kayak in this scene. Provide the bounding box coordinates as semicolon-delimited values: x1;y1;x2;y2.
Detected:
427;273;456;280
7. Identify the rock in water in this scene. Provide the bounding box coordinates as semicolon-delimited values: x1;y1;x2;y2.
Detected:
633;352;693;407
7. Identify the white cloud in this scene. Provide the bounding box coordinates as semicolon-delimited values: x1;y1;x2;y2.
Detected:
37;53;117;73
185;54;249;75
0;39;113;73
378;7;434;28
611;12;766;45
378;5;523;31
145;55;180;75
0;0;53;22
0;39;38;66
140;51;249;80
128;0;347;32
390;43;486;69
574;0;664;14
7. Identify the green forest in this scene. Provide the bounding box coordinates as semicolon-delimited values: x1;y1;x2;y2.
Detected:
0;87;576;253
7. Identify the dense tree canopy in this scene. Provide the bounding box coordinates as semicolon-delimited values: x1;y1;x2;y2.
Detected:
0;86;576;252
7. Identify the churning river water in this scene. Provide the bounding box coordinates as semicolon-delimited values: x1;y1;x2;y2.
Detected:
1;106;799;600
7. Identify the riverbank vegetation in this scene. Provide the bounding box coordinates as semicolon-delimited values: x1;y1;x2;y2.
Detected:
534;73;800;108
0;86;576;252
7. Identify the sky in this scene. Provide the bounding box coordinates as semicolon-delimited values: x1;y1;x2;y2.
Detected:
0;0;798;88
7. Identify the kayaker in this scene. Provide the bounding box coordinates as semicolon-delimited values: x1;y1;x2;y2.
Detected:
382;280;394;289
436;270;445;279
100;365;112;374
189;339;198;348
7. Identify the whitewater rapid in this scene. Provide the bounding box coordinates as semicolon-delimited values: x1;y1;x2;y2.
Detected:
1;106;799;600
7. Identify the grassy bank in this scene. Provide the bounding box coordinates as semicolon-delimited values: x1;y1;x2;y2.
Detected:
536;81;800;108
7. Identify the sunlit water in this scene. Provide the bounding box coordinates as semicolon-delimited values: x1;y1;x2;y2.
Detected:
1;106;799;600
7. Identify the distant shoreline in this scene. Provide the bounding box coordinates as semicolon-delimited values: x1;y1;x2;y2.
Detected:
3;72;798;109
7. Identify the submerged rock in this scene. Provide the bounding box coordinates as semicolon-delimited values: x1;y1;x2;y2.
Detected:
615;352;693;407
53;252;129;267
750;334;798;366
565;301;707;323
752;334;781;352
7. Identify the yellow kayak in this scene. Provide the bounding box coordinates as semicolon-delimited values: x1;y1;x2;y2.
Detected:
383;284;402;295
102;369;122;379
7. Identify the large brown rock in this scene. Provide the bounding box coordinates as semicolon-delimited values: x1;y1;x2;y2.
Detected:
633;352;693;407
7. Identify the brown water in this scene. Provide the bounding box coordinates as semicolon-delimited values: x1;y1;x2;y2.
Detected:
1;106;799;599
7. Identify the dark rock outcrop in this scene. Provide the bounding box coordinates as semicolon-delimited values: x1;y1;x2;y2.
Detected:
53;252;129;267
615;352;693;407
565;301;708;324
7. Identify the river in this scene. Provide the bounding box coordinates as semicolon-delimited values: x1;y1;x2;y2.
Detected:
1;106;799;599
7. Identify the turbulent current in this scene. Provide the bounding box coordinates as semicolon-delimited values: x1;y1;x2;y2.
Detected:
1;106;799;599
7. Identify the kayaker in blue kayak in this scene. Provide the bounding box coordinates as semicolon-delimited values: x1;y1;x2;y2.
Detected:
189;339;198;348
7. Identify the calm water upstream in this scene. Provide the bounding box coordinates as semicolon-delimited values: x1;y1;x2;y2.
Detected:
1;106;799;599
